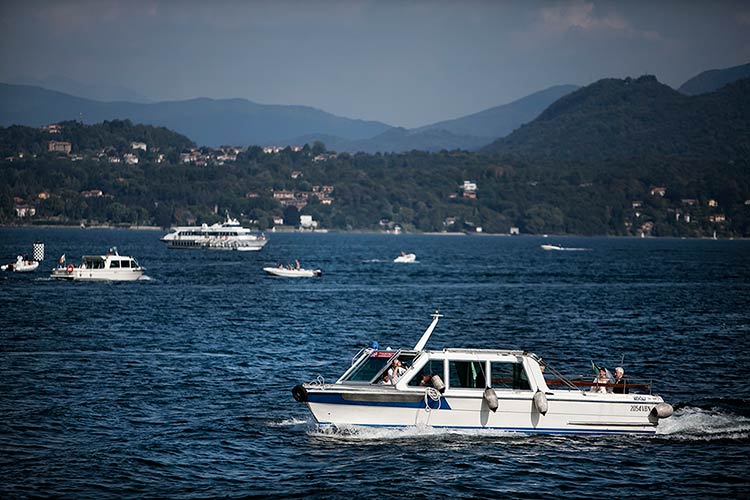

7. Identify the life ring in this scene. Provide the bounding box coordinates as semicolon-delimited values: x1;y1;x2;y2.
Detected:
66;264;74;273
292;384;308;402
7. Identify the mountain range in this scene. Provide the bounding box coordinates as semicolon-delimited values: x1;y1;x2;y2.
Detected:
1;62;748;153
0;81;577;153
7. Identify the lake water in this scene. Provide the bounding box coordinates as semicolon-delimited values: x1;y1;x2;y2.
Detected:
1;228;749;498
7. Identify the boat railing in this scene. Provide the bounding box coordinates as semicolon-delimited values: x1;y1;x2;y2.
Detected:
545;376;653;394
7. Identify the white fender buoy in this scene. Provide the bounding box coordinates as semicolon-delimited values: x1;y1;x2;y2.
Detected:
533;390;548;415
652;402;673;419
483;387;499;412
431;374;446;393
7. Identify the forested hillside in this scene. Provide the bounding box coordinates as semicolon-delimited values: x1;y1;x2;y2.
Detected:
2;80;749;238
482;76;750;161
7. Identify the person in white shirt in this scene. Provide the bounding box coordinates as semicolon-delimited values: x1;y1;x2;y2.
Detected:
388;359;407;384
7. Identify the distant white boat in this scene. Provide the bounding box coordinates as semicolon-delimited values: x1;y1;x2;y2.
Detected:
50;248;145;281
263;266;322;278
394;252;416;263
1;255;39;273
540;244;588;251
161;212;267;251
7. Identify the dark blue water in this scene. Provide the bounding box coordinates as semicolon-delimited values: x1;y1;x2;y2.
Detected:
1;228;749;498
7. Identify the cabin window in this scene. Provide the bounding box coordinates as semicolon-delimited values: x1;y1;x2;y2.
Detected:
121;260;130;268
110;260;121;268
490;361;531;391
407;359;444;387
449;360;486;389
342;352;395;383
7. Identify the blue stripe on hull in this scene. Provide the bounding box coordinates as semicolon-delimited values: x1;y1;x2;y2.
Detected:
307;393;450;410
315;421;656;435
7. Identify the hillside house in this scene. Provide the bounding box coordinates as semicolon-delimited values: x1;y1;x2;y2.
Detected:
14;205;36;217
48;141;71;154
42;124;62;134
273;190;295;200
130;142;147;151
300;215;318;229
650;186;667;197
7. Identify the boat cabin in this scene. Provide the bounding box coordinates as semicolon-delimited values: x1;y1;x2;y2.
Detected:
338;348;651;395
81;255;140;270
338;348;543;392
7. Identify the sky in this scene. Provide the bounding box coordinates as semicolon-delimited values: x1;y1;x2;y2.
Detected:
1;0;749;128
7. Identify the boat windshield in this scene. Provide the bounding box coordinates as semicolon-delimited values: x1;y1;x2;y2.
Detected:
341;351;395;382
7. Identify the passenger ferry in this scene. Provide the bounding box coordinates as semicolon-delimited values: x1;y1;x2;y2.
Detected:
161;213;267;251
50;248;145;281
292;313;674;435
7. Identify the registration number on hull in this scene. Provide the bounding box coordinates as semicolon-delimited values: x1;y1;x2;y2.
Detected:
630;405;653;412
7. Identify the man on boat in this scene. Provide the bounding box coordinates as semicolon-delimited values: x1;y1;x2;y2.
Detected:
612;366;628;393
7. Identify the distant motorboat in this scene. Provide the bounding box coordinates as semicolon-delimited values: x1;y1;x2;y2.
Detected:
263;266;322;278
540;244;588;252
1;255;39;273
50;248;145;281
394;252;416;263
161;212;267;251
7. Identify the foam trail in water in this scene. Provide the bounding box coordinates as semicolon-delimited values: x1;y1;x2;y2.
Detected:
267;417;311;427
656;406;750;441
309;424;528;442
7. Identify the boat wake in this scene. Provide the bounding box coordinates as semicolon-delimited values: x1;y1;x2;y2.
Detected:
656;402;750;441
267;417;310;427
309;424;528;442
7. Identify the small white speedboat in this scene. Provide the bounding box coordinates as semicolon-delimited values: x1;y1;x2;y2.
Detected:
50;248;145;281
1;256;39;273
263;266;322;278
541;244;587;251
394;252;416;263
292;312;674;435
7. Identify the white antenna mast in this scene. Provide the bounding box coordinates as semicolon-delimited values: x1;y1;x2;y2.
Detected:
414;311;443;351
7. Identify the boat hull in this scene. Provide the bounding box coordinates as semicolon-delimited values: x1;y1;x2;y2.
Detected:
1;261;39;272
302;388;661;435
164;239;267;251
263;267;321;277
50;268;145;281
394;253;416;263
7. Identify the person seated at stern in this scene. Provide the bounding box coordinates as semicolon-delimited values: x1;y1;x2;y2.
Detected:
612;366;628;393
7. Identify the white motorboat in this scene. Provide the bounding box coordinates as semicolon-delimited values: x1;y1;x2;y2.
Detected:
264;266;322;278
292;313;674;435
50;248;145;281
161;213;268;251
541;244;587;251
1;256;39;273
394;252;416;263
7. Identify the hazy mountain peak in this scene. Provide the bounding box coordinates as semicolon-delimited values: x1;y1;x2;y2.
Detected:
678;62;750;95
